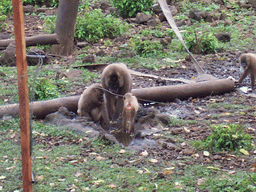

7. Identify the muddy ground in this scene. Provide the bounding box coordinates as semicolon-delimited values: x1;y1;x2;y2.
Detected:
1;1;256;174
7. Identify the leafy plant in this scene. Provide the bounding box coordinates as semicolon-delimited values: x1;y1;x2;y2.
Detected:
181;31;219;54
31;78;59;100
75;9;129;42
23;0;59;7
204;124;252;152
43;15;57;34
0;0;12;15
111;0;154;18
131;38;163;57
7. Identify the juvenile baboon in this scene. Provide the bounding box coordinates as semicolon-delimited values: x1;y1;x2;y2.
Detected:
77;83;110;129
238;53;256;89
122;93;139;134
101;63;132;120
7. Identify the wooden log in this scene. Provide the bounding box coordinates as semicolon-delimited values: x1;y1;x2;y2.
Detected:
0;78;235;119
0;34;59;48
132;78;235;102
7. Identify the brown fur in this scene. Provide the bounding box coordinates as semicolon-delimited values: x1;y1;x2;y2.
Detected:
238;53;256;89
122;93;139;134
77;83;110;129
101;63;132;120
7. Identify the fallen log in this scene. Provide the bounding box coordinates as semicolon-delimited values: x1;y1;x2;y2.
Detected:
0;95;80;119
132;78;235;102
0;78;235;119
0;34;59;48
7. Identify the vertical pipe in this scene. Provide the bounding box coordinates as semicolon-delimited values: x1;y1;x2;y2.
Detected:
11;0;32;191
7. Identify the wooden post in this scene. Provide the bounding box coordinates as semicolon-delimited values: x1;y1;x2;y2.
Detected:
12;0;33;191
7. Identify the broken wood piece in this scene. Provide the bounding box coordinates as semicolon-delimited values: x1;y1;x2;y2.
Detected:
0;78;235;119
0;34;59;48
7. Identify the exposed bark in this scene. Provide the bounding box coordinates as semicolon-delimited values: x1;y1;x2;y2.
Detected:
51;0;79;56
0;34;59;48
0;78;235;119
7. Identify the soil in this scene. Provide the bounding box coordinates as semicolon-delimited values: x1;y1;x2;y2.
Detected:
1;2;256;173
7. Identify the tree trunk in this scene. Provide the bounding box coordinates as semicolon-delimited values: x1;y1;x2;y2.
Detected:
51;0;79;56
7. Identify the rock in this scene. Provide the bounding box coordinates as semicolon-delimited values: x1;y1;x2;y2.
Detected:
0;43;16;66
82;54;95;63
135;13;152;24
224;19;232;26
158;13;167;22
170;5;178;16
95;50;106;56
100;0;111;11
153;3;162;14
181;148;194;155
220;12;227;20
0;71;6;77
205;12;218;22
111;50;135;58
189;8;206;21
248;0;256;8
27;48;47;65
147;17;161;26
23;5;34;14
215;32;231;42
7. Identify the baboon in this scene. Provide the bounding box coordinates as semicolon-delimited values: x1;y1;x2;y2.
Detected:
77;83;110;129
122;93;139;134
238;53;256;89
101;63;132;120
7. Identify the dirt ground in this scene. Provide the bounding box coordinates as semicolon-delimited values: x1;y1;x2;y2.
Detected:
1;2;256;174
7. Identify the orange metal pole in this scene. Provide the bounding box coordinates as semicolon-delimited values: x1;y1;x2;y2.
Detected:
12;0;33;191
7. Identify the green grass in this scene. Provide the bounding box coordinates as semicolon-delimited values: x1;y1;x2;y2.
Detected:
1;118;256;191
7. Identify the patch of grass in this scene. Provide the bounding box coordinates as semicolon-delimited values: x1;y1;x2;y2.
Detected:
1;118;256;191
111;0;154;18
131;37;164;57
75;9;130;42
191;124;252;152
30;78;59;101
180;30;219;54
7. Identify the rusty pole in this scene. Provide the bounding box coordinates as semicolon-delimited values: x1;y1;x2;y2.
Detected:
12;0;33;191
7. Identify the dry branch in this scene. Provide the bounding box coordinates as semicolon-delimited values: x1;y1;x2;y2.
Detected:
0;34;59;48
0;78;235;119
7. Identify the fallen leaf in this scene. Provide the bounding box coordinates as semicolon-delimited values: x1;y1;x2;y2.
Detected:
143;168;150;173
149;159;158;163
107;183;117;189
164;167;175;170
163;171;173;175
240;149;249;155
207;166;220;170
49;183;54;186
92;179;104;185
140;150;149;157
58;179;65;182
228;170;236;174
174;182;183;189
197;178;205;186
75;172;83;177
183;127;190;133
119;149;126;154
137;170;144;174
96;156;105;161
203;151;210;157
0;186;3;190
36;175;44;180
0;176;6;180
